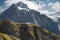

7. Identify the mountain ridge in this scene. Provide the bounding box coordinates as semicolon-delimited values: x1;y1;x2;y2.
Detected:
0;2;59;35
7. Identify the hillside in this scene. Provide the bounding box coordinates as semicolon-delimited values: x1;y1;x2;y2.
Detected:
0;20;60;40
0;33;19;40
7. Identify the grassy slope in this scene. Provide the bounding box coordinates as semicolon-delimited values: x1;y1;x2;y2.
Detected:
0;20;60;40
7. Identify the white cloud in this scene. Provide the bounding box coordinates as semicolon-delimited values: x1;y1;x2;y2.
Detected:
52;1;60;12
48;1;60;12
4;0;45;10
48;3;53;6
46;1;60;21
24;1;45;10
23;1;39;10
48;1;60;13
39;10;50;15
4;0;27;6
38;10;56;20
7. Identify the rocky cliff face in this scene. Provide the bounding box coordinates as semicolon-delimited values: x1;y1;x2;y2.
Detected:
0;20;60;40
0;2;59;35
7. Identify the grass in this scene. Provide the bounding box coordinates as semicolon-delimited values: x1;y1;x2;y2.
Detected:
0;33;11;40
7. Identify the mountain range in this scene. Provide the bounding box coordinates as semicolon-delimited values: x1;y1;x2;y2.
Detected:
0;2;60;35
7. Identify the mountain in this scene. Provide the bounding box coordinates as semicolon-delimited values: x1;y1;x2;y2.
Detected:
0;2;59;35
0;20;60;40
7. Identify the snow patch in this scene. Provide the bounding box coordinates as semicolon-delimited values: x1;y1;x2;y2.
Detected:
31;13;38;25
18;7;29;11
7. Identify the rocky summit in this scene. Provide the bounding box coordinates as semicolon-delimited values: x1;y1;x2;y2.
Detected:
0;20;60;40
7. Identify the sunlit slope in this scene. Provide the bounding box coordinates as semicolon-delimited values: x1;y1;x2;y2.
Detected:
0;33;19;40
0;20;60;40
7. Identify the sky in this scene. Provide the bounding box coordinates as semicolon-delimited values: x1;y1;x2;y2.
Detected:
0;0;60;21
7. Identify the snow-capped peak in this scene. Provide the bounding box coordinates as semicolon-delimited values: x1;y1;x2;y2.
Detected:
14;2;30;11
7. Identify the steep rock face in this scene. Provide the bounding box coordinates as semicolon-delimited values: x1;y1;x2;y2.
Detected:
0;20;60;40
57;18;60;35
0;2;59;35
57;18;60;25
